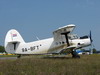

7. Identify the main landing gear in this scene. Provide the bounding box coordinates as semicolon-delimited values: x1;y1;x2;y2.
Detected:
71;50;80;58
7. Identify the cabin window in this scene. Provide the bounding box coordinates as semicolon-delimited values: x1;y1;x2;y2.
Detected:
56;42;58;45
22;48;24;52
25;48;27;51
62;41;65;44
30;47;33;51
37;46;39;50
33;46;35;50
59;42;61;44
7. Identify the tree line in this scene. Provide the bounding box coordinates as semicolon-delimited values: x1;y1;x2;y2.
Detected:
0;45;5;53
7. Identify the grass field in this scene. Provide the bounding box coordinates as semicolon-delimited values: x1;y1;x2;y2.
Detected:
0;55;17;57
0;54;100;75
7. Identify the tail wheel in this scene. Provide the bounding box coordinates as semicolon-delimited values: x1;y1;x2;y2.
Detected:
17;54;21;58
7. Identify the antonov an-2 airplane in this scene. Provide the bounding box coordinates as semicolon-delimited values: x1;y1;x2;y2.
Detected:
4;24;93;58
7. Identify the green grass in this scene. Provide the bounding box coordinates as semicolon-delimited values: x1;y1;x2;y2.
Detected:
0;54;100;75
0;55;18;57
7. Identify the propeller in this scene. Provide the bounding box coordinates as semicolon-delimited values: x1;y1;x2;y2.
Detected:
89;31;95;54
90;30;93;43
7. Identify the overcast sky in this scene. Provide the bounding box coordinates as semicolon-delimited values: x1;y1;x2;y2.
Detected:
0;0;100;50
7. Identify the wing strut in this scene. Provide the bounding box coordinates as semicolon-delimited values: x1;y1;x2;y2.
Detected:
61;31;70;46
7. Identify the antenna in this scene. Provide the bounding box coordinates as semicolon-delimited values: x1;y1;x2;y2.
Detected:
36;36;40;40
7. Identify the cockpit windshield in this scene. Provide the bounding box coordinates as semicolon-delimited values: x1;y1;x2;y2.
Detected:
68;34;78;40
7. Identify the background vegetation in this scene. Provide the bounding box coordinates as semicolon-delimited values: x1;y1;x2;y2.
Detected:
0;54;100;75
0;45;5;53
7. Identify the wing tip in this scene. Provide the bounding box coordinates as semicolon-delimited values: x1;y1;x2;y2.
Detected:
59;24;76;29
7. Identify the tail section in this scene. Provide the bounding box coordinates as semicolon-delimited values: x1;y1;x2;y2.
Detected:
5;29;25;53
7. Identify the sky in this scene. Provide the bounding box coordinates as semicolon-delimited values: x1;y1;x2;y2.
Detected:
0;0;100;50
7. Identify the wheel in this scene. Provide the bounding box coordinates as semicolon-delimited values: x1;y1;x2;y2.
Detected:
71;50;80;58
17;55;21;58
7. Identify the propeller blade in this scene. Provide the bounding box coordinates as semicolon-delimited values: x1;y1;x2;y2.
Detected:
90;31;93;42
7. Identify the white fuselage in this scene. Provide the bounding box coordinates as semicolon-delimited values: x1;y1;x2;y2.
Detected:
11;37;91;54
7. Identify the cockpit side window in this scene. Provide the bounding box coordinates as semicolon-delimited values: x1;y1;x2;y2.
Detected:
80;36;88;39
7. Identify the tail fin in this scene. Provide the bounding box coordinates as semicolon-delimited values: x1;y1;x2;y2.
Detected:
5;29;25;53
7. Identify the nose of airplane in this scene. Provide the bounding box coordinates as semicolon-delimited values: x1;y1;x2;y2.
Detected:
84;38;91;46
82;31;93;47
78;38;91;48
87;38;92;46
74;39;91;49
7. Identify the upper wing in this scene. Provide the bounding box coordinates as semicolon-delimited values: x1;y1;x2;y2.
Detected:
53;24;76;41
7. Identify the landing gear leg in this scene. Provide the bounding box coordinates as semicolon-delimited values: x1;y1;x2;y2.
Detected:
71;50;80;58
17;54;21;58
